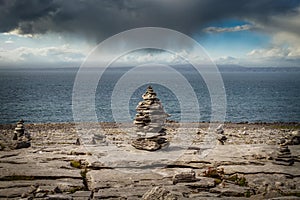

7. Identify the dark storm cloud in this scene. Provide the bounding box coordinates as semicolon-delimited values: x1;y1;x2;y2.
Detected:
0;0;58;32
0;0;299;41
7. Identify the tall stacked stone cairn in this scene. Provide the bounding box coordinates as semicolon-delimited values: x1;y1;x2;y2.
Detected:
131;86;170;151
12;119;31;149
273;139;294;166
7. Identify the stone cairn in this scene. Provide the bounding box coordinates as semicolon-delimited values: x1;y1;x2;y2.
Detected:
131;86;170;151
273;139;294;166
215;124;227;145
12;119;31;149
287;130;300;145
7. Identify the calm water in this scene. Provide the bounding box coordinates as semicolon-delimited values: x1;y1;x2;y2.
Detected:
0;66;299;124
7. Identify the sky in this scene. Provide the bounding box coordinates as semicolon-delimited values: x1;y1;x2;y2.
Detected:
0;0;300;68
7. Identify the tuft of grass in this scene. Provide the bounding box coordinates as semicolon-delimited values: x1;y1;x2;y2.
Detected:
80;168;89;190
238;176;247;187
69;186;85;193
228;174;238;182
226;174;248;187
214;178;222;185
70;160;81;169
80;168;87;179
0;142;5;150
245;190;251;197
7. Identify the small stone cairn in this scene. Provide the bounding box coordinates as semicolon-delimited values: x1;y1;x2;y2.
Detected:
13;119;25;139
12;119;31;149
273;139;294;166
215;124;227;145
132;86;170;151
287;130;300;145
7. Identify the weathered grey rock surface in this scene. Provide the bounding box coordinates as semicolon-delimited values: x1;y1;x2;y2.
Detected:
0;122;299;199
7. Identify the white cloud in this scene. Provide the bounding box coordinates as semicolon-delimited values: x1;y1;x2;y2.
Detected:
243;7;300;66
203;24;253;33
4;40;14;44
3;28;36;38
200;7;300;67
246;30;300;66
118;51;183;64
116;49;212;65
214;56;239;65
246;47;300;67
247;47;290;58
0;45;87;65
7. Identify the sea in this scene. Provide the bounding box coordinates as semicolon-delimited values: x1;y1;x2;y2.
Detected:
0;65;299;124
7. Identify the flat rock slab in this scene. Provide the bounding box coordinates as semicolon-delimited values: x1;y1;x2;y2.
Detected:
183;177;216;188
0;178;84;191
87;169;164;191
267;197;300;200
47;194;73;200
94;187;149;199
210;183;250;197
0;162;82;180
220;163;300;177
71;191;92;200
0;186;31;198
203;144;275;162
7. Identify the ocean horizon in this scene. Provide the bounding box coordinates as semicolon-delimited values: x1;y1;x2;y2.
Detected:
0;65;299;124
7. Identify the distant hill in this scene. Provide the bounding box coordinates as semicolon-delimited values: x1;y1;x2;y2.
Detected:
171;64;300;73
217;65;300;72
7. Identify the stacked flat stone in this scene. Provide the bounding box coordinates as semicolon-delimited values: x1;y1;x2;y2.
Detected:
287;130;300;145
13;119;25;139
132;86;170;151
12;119;31;149
215;124;227;145
134;86;169;137
273;139;294;166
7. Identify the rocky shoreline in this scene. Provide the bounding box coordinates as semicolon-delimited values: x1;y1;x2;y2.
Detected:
0;122;299;199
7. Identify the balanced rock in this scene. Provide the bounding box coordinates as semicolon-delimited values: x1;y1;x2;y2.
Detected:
132;86;170;151
132;136;169;151
287;130;300;145
273;140;294;166
215;124;227;145
13;119;25;139
12;119;31;149
216;124;224;134
75;138;81;145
